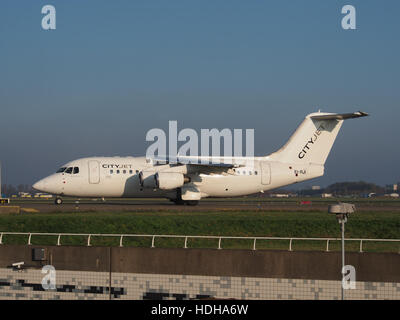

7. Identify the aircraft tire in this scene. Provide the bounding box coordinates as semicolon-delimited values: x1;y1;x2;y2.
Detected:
184;200;199;206
173;199;185;205
54;197;63;205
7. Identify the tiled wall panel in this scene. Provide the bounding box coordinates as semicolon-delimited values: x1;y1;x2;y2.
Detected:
1;268;399;300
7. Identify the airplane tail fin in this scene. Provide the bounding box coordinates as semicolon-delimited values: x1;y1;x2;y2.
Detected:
268;111;368;165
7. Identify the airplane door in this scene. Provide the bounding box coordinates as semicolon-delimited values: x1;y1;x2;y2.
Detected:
261;162;271;185
88;160;100;184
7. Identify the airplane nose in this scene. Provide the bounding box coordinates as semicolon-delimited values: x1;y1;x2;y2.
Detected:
33;175;61;194
33;179;47;192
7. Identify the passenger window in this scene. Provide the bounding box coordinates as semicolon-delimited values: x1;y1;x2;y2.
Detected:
73;167;79;174
249;171;252;175
255;171;258;175
65;167;73;174
110;170;113;174
117;170;120;174
129;170;133;174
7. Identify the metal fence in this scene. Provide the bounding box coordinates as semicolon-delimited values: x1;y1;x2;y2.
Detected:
1;232;399;252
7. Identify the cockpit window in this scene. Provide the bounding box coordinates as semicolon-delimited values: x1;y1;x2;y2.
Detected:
58;166;79;174
65;167;73;174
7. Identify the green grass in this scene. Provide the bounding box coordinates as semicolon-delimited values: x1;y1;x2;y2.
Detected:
0;210;399;252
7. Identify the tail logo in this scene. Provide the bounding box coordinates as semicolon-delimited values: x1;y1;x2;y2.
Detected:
298;124;325;159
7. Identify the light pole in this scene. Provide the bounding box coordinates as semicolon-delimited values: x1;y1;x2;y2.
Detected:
0;162;10;204
328;202;356;300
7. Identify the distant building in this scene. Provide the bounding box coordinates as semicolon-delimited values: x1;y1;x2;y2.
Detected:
18;192;31;198
311;186;321;190
321;193;333;198
271;194;289;198
34;193;53;198
385;184;398;192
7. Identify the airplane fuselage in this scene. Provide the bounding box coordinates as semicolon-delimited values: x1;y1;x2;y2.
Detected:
33;156;323;200
32;111;368;204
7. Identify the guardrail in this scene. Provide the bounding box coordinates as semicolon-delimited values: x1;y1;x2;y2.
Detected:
0;232;399;252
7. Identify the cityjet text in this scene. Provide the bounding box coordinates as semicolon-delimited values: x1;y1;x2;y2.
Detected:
298;124;325;159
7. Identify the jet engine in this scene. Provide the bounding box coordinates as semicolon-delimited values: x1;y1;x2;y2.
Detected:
139;171;157;188
155;172;190;190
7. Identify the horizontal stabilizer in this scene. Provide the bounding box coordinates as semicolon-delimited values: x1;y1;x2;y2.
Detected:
310;111;368;121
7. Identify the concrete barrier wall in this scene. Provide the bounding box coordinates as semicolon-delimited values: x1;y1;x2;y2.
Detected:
0;245;399;282
0;245;110;272
0;245;399;300
111;247;400;282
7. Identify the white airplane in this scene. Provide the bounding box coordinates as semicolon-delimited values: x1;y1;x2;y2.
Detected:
33;111;368;205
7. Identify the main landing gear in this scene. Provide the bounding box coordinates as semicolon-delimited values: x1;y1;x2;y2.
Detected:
170;189;199;206
54;197;63;205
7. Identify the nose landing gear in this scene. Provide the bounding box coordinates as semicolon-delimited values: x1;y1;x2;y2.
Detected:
54;197;63;205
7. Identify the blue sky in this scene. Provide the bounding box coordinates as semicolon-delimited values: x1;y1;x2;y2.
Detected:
0;0;399;188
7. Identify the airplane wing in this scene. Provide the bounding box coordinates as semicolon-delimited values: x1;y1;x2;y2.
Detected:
150;155;248;168
148;155;250;175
